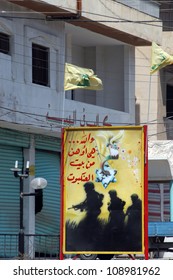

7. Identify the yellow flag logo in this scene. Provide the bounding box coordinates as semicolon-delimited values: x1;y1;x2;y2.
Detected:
64;63;103;91
150;42;173;74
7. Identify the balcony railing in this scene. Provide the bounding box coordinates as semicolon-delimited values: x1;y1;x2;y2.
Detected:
0;234;60;259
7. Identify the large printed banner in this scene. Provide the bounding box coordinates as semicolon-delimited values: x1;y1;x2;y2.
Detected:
61;126;147;255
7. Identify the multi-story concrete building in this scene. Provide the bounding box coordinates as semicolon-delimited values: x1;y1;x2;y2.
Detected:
0;0;162;258
136;1;173;140
135;0;173;258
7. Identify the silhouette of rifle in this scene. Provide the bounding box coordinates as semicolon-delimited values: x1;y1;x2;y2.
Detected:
68;200;87;212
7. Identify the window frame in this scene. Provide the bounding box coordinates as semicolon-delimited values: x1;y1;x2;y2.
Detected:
32;43;49;87
24;26;60;91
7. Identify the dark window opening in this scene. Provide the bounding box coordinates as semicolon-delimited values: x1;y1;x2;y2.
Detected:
71;90;75;100
32;43;49;86
0;32;10;54
166;85;173;119
160;2;173;31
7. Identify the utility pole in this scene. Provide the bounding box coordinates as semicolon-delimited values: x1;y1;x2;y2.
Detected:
11;161;29;258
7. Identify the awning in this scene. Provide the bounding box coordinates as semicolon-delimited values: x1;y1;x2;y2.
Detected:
148;159;172;181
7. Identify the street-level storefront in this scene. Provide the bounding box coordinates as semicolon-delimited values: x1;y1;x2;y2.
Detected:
148;158;173;258
0;128;61;258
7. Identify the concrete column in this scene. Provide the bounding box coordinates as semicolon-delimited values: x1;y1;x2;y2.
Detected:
96;46;104;107
124;45;135;123
65;33;72;100
23;135;35;258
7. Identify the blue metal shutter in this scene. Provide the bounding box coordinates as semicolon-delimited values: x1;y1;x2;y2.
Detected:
0;145;23;257
35;135;61;152
35;150;61;254
0;128;30;147
0;145;23;233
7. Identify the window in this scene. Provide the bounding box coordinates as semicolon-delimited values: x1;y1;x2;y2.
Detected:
32;43;49;86
166;85;173;119
0;32;10;54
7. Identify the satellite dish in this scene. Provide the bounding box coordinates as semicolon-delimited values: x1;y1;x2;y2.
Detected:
30;177;47;190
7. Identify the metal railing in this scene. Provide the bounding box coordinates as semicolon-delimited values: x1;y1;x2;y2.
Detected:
0;234;60;259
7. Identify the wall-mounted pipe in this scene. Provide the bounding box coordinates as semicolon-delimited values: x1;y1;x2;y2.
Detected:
76;0;82;18
46;0;82;20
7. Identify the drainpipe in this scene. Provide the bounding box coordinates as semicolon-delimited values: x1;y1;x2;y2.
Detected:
46;0;82;20
76;0;82;18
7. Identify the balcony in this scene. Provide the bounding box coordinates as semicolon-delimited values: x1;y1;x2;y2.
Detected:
6;0;162;46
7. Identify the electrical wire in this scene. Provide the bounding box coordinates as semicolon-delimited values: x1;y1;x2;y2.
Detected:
0;1;162;25
0;31;167;83
0;0;171;33
0;0;173;137
2;103;173;142
0;103;172;127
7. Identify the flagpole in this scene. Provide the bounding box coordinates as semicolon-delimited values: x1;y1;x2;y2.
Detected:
147;74;152;124
62;63;67;128
62;90;65;127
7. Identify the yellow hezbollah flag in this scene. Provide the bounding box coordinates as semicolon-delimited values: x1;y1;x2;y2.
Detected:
150;42;173;74
64;63;103;91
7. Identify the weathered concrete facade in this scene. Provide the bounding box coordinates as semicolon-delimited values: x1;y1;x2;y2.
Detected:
1;0;162;135
0;0;169;259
